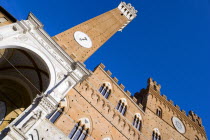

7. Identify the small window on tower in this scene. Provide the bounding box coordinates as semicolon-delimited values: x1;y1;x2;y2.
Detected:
0;17;8;23
156;107;162;118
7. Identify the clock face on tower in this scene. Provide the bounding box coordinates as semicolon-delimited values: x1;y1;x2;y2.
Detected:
172;117;186;134
74;31;92;48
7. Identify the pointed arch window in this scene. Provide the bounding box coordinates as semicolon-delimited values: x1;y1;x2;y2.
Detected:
116;99;127;116
68;118;90;140
98;83;111;99
133;114;142;131
152;128;161;140
195;136;199;140
156;107;162;118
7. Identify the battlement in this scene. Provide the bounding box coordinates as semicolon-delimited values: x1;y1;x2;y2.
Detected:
188;111;202;127
97;63;142;109
117;2;137;31
147;78;161;92
96;64;204;130
148;79;204;129
98;63;127;92
136;77;205;131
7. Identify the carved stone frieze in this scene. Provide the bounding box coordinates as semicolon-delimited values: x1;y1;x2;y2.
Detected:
20;110;42;133
39;96;57;114
30;31;72;72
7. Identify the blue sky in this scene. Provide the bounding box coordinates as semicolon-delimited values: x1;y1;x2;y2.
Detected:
0;0;209;138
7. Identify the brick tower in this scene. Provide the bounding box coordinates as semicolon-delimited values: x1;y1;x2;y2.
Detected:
52;2;137;62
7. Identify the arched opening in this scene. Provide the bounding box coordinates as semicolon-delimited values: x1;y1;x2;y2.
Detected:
0;48;51;131
116;98;127;116
68;118;90;140
152;128;161;140
98;82;112;99
133;113;142;131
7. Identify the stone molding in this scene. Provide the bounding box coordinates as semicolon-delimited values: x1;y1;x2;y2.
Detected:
0;12;91;139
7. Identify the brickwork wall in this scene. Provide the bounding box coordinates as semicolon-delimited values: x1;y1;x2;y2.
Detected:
52;8;127;62
54;64;207;140
143;90;207;140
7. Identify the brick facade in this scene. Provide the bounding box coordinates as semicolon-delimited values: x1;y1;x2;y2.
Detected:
0;2;207;140
54;64;207;140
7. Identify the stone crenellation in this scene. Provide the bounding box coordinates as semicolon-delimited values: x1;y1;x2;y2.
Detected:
148;78;204;129
98;63;145;109
98;63;205;133
188;111;203;127
0;2;207;140
147;77;161;92
100;63;186;113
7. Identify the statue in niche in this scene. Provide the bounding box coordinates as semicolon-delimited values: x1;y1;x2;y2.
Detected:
21;110;42;133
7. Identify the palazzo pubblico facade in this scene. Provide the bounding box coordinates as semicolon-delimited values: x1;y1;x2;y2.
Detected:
0;2;207;140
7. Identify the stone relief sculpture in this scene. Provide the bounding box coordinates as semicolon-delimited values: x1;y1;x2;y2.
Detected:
21;110;42;133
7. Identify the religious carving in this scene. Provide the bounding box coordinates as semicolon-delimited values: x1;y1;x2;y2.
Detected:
21;110;42;133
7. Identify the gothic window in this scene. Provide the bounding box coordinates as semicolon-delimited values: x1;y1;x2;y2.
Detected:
156;107;162;118
116;99;127;116
152;128;161;140
68;118;90;140
48;108;63;123
133;113;142;131
195;136;199;140
98;83;111;99
0;17;8;23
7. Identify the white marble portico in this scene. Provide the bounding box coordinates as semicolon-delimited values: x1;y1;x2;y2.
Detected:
0;13;91;140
